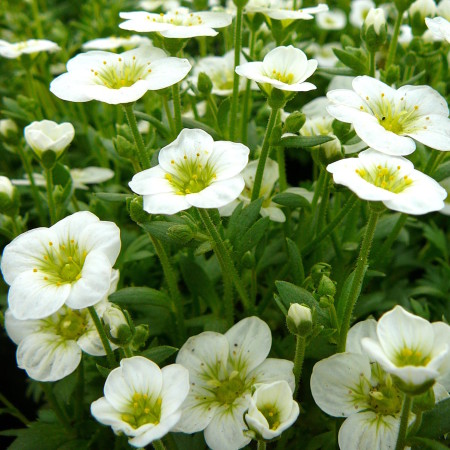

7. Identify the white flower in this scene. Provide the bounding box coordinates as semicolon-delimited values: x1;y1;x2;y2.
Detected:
425;16;450;42
129;128;249;215
91;356;190;448
235;46;317;93
350;0;375;28
327;149;447;214
175;316;295;450
307;42;340;68
409;0;437;19
82;35;152;50
139;0;181;11
50;46;191;105
245;381;299;440
260;4;329;25
219;158;285;222
12;166;114;190
399;24;413;44
119;7;232;38
316;9;347;30
1;211;121;320
0;176;15;199
24;120;75;158
327;76;450;155
0;39;60;59
0;118;18;137
4;271;121;382
361;306;450;393
189;50;251;96
438;0;450;20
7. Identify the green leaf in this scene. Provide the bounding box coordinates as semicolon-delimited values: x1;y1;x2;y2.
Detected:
109;287;172;309
272;192;312;211
409;437;450;450
333;48;367;74
94;192;131;202
336;267;368;323
182;117;221;140
316;67;357;77
96;363;112;378
277;135;334;148
227;198;263;245
433;161;450;182
423;222;448;261
416;397;450;439
286;238;305;285
139;345;178;364
8;422;72;450
217;97;231;137
236;216;270;257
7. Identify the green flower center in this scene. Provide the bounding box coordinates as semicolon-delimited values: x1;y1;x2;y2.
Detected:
362;92;424;135
165;153;217;195
258;405;282;430
395;347;431;367
214;375;246;405
56;308;88;340
36;239;86;285
92;57;150;89
269;69;295;84
121;393;162;429
368;382;402;415
211;71;234;91
356;164;413;193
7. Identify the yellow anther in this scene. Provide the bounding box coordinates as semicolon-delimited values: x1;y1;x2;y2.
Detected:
118;58;122;62
33;268;37;272
365;96;369;100
44;276;48;280
44;255;48;260
71;239;75;243
359;106;364;110
183;155;187;160
397;165;401;170
401;348;413;357
144;408;150;414
103;61;107;65
414;105;419;110
165;173;173;181
381;93;385;97
171;160;175;164
49;241;53;246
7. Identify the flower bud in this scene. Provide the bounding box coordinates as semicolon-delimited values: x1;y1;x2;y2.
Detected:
103;304;132;345
286;303;313;336
385;64;400;85
24;120;75;164
310;262;332;285
316;275;337;297
0;119;18;139
412;387;436;412
113;135;135;159
362;8;387;51
131;324;150;350
268;88;287;109
128;196;151;224
283;112;306;134
409;0;437;34
197;72;213;95
0;176;19;217
167;224;195;243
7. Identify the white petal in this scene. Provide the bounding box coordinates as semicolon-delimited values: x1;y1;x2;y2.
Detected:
432;322;450;389
51;211;99;241
225;316;272;375
65;252;112;309
129;417;179;447
91;397;124;427
4;309;41;345
8;271;70;320
142;57;191;90
17;333;81;382
77;329;107;356
160;364;190;418
407;115;450;151
186;177;245;209
104;366;135;412
209;141;249;180
129;166;174;196
122;356;163;398
346;319;378;355
250;358;295;392
310;353;372;417
142;192;191;214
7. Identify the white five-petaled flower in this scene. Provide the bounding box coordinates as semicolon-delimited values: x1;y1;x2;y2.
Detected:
316;9;347;30
425;16;450;42
1;211;121;320
327;76;450;156
91;356;190;448
4;271;122;382
119;7;232;38
245;380;299;440
174;316;295;450
349;0;375;28
235;46;317;94
219;158;286;222
361;306;450;393
129;128;249;215
50;45;191;105
82;35;152;50
327;149;447;215
311;318;449;450
0;39;60;59
24;120;75;159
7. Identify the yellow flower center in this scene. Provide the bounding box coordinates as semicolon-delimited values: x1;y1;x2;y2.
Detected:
41;307;89;341
396;347;431;367
121;393;162;429
270;69;295;84
258;405;282;430
356;164;413;193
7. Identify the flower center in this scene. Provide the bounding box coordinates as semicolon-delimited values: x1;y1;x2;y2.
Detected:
121;393;162;429
92;56;150;89
36;239;86;285
43;307;89;341
269;69;295;84
146;11;204;26
211;70;234;91
258;405;282;430
214;374;246;405
355;164;413;193
165;152;217;195
396;347;431;367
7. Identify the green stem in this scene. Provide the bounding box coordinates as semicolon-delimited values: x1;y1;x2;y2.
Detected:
229;5;244;141
276;146;288;192
31;0;44;38
316;175;331;235
222;263;234;328
198;208;251;311
0;392;30;425
162;95;176;136
45;168;57;225
369;50;376;78
88;306;116;368
172;82;183;136
17;146;46;225
123;346;134;358
206;93;220;130
386;8;404;69
123;103;151;170
74;358;84;423
257;441;267;450
25;67;43;119
301;194;358;257
251;106;280;201
372;214;407;264
337;207;380;352
40;383;72;432
395;395;412;450
153;439;167;450
293;335;306;397
407;410;423;438
149;235;186;344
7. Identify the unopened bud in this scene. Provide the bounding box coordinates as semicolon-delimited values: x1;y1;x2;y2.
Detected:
311;262;332;284
362;8;387;51
197;72;213;95
283;112;306;134
113;135;134;159
316;275;337;297
167;224;195;243
131;324;150;350
128;196;151;224
0;176;19;217
103;304;132;345
0;119;18;139
286;303;313;336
